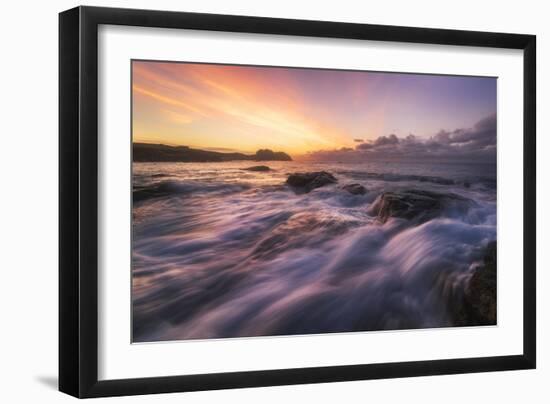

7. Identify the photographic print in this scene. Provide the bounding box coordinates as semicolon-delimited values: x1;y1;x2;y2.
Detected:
131;60;497;343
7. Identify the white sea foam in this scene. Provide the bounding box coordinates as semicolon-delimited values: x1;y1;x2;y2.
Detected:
131;160;496;341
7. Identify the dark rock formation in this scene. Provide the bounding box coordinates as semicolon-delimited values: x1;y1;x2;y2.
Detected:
342;183;367;195
286;171;337;193
133;143;292;162
254;149;292;161
242;165;271;172
368;189;471;223
251;212;356;260
451;241;497;326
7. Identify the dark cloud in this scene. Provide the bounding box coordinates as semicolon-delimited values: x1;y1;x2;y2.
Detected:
374;134;399;146
353;138;364;143
356;142;374;150
303;114;496;163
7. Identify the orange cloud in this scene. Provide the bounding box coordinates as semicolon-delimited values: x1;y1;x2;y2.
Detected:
132;61;352;154
133;85;206;116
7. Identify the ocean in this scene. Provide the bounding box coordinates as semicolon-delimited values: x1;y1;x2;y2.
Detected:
131;160;496;342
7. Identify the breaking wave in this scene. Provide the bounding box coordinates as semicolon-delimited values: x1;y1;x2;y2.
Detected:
132;160;496;342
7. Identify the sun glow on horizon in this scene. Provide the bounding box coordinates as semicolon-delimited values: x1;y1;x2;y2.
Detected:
132;61;496;157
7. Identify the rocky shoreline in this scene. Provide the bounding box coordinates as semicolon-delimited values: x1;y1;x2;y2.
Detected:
283;171;496;327
133;164;497;337
133;143;292;162
451;241;497;326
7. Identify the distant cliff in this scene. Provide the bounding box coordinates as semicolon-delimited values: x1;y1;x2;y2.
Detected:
133;143;292;162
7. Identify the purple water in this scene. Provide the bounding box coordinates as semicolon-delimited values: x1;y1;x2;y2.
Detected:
132;160;496;342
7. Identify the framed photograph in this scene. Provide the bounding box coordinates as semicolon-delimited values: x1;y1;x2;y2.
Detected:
59;6;536;398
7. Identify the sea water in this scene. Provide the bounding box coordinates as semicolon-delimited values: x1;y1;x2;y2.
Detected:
131;160;496;342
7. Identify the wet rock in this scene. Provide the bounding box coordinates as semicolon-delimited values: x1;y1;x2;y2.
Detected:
243;165;271;172
368;189;471;223
286;171;337;193
451;241;497;326
251;212;357;260
342;183;367;195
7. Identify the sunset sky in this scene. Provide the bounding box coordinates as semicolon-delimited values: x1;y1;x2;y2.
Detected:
132;61;497;158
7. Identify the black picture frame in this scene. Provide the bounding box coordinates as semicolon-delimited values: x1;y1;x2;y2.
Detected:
59;5;536;398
